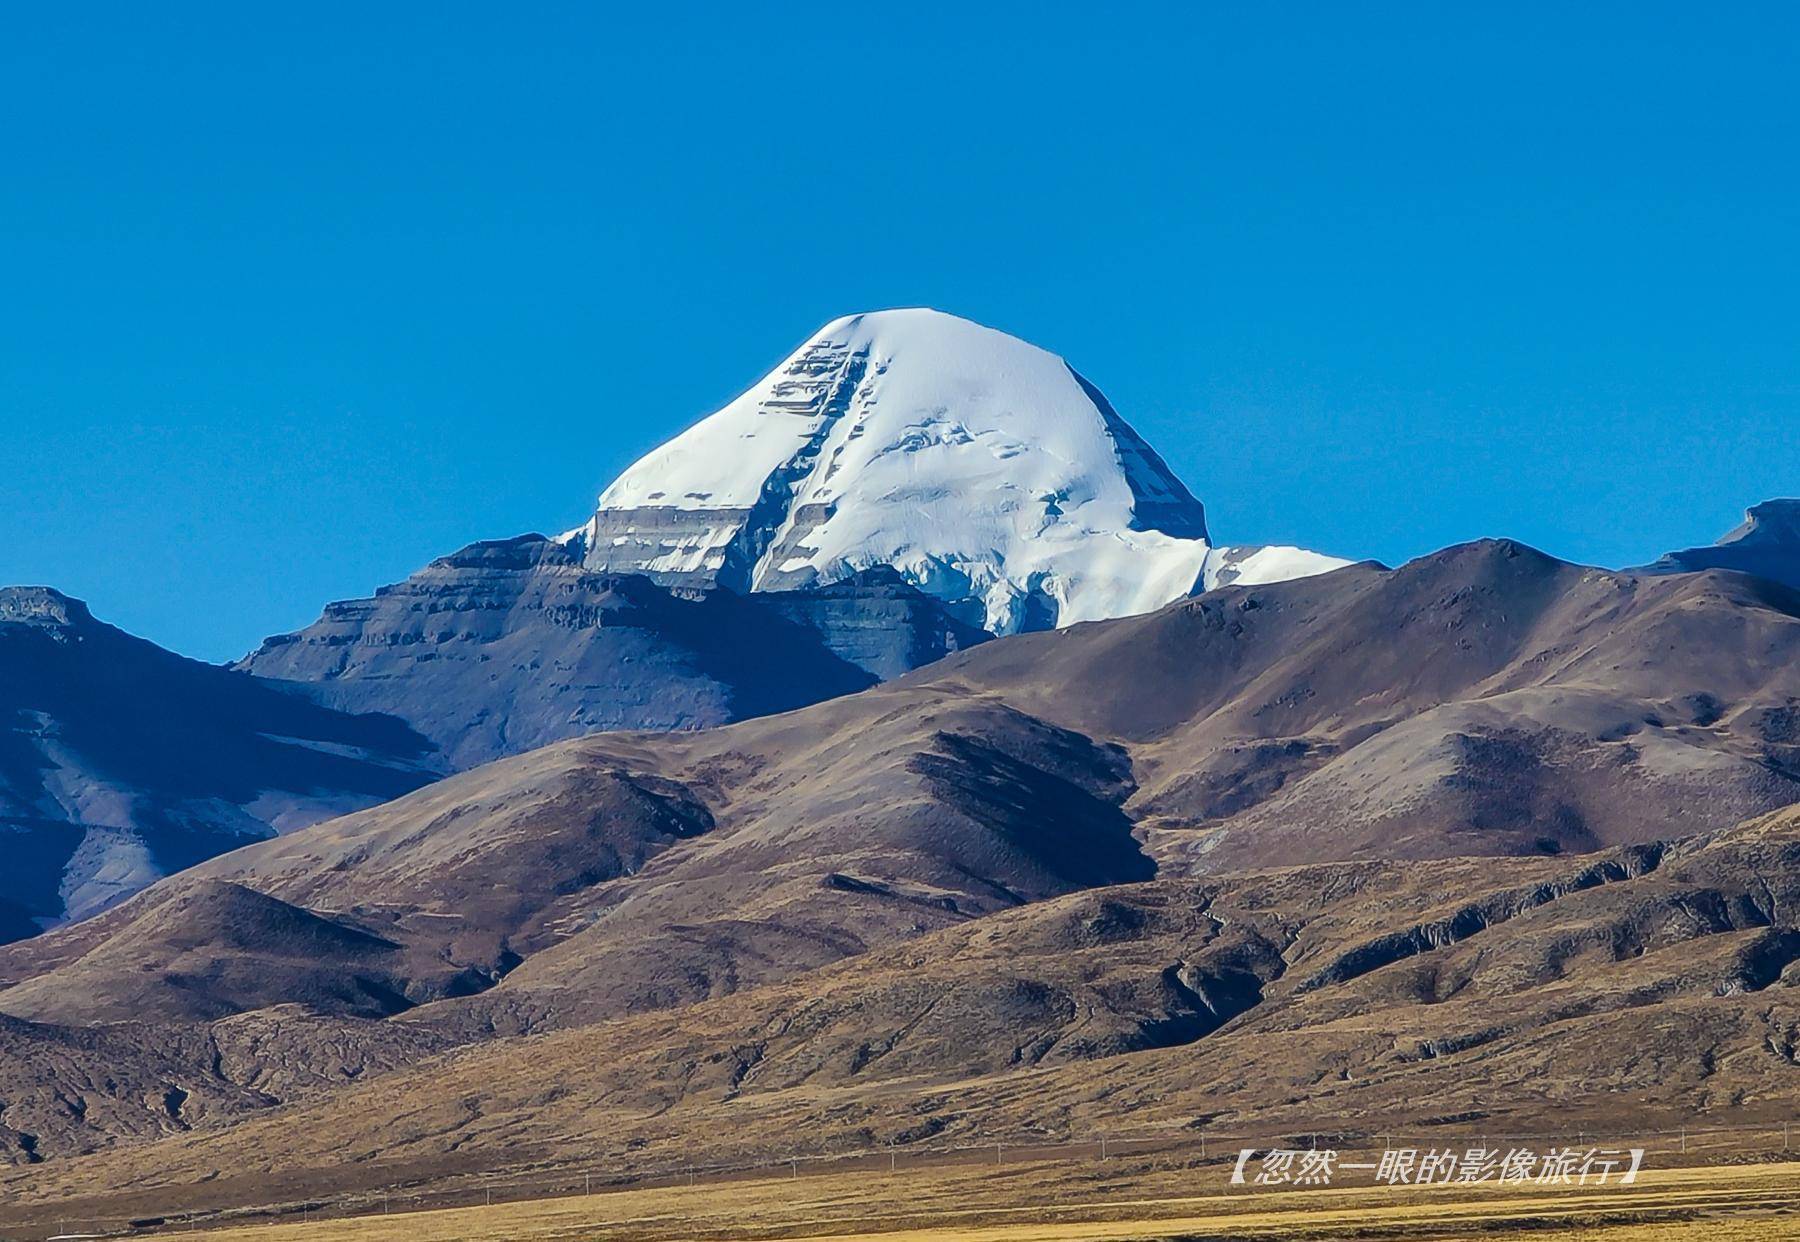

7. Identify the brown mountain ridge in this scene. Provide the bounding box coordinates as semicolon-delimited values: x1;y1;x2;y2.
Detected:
4;540;1797;1035
0;539;1797;1225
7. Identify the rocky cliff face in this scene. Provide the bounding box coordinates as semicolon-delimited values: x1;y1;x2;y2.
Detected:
754;566;990;680
1642;497;1800;590
237;537;984;769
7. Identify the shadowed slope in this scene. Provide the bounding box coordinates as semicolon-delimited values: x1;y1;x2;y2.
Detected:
1641;497;1800;591
911;540;1800;868
0;587;435;936
234;536;901;771
0;689;1146;1031
0;881;418;1024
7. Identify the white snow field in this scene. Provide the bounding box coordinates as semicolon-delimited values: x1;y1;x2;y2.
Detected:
572;309;1348;633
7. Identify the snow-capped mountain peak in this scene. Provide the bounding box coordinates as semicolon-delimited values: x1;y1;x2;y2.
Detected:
574;309;1346;632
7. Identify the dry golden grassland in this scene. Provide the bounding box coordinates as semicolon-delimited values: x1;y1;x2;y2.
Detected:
172;1155;1800;1242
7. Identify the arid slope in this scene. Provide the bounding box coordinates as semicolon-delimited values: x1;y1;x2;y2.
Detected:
2;806;1795;1208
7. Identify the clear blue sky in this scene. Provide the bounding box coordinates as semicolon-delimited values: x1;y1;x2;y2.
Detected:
3;5;1795;661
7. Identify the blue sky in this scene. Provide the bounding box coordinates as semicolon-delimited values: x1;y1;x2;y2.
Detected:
3;4;1796;661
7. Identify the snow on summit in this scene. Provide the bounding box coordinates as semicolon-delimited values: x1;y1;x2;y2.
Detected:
574;309;1347;633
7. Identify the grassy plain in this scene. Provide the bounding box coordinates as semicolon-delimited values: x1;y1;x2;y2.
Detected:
168;1155;1800;1242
